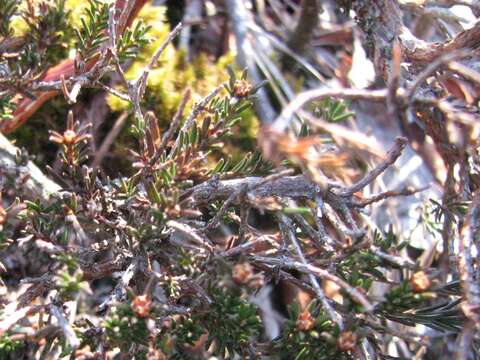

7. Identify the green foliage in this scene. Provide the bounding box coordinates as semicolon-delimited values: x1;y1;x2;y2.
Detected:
23;0;73;65
422;199;444;236
3;2;474;359
314;98;354;123
386;298;463;332
0;333;24;358
208;152;262;177
74;0;109;61
74;0;151;63
373;226;409;254
171;288;261;357
380;280;428;313
57;270;84;300
0;96;15;124
0;0;73;85
337;250;382;289
116;20;152;61
0;0;17;37
378;280;464;332
283;206;312;215
104;304;150;353
203;288;261;356
0;230;8;249
171;317;206;350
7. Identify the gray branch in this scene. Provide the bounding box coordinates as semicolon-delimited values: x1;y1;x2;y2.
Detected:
0;133;61;201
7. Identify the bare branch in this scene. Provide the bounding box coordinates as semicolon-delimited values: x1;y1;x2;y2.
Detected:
49;300;80;350
251;255;374;312
336;137;408;197
158;89;191;154
405;50;469;101
136;22;183;99
167;220;214;252
98;257;138;313
352;185;428;207
279;214;343;328
404;21;480;63
0;133;61;201
282;0;320;65
190;175;318;206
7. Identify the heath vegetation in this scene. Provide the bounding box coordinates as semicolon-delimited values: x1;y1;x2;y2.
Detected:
1;1;480;359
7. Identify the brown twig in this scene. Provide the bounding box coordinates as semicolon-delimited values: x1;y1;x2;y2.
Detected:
167;220;214;252
352;185;428;207
404;21;480;63
387;41;402;122
370;245;416;269
405;50;469;101
136;22;183;99
337;137;408;197
81;256;129;281
322;202;356;242
157;89;191;155
219;234;279;258
455;320;476;360
282;0;320;68
448;60;480;85
440;166;456;279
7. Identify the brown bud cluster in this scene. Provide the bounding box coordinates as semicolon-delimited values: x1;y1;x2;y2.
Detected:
296;309;315;331
410;271;430;293
337;331;357;352
132;294;152;318
233;79;254;98
49;127;90;146
232;262;264;289
0;206;7;226
74;346;103;360
147;346;167;360
48;111;92;168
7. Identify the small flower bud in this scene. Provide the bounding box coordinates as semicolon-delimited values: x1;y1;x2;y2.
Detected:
411;271;430;293
296;309;315;331
62;129;77;145
337;331;357;352
132;294;152;318
0;206;7;225
233;79;254;98
232;262;254;284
